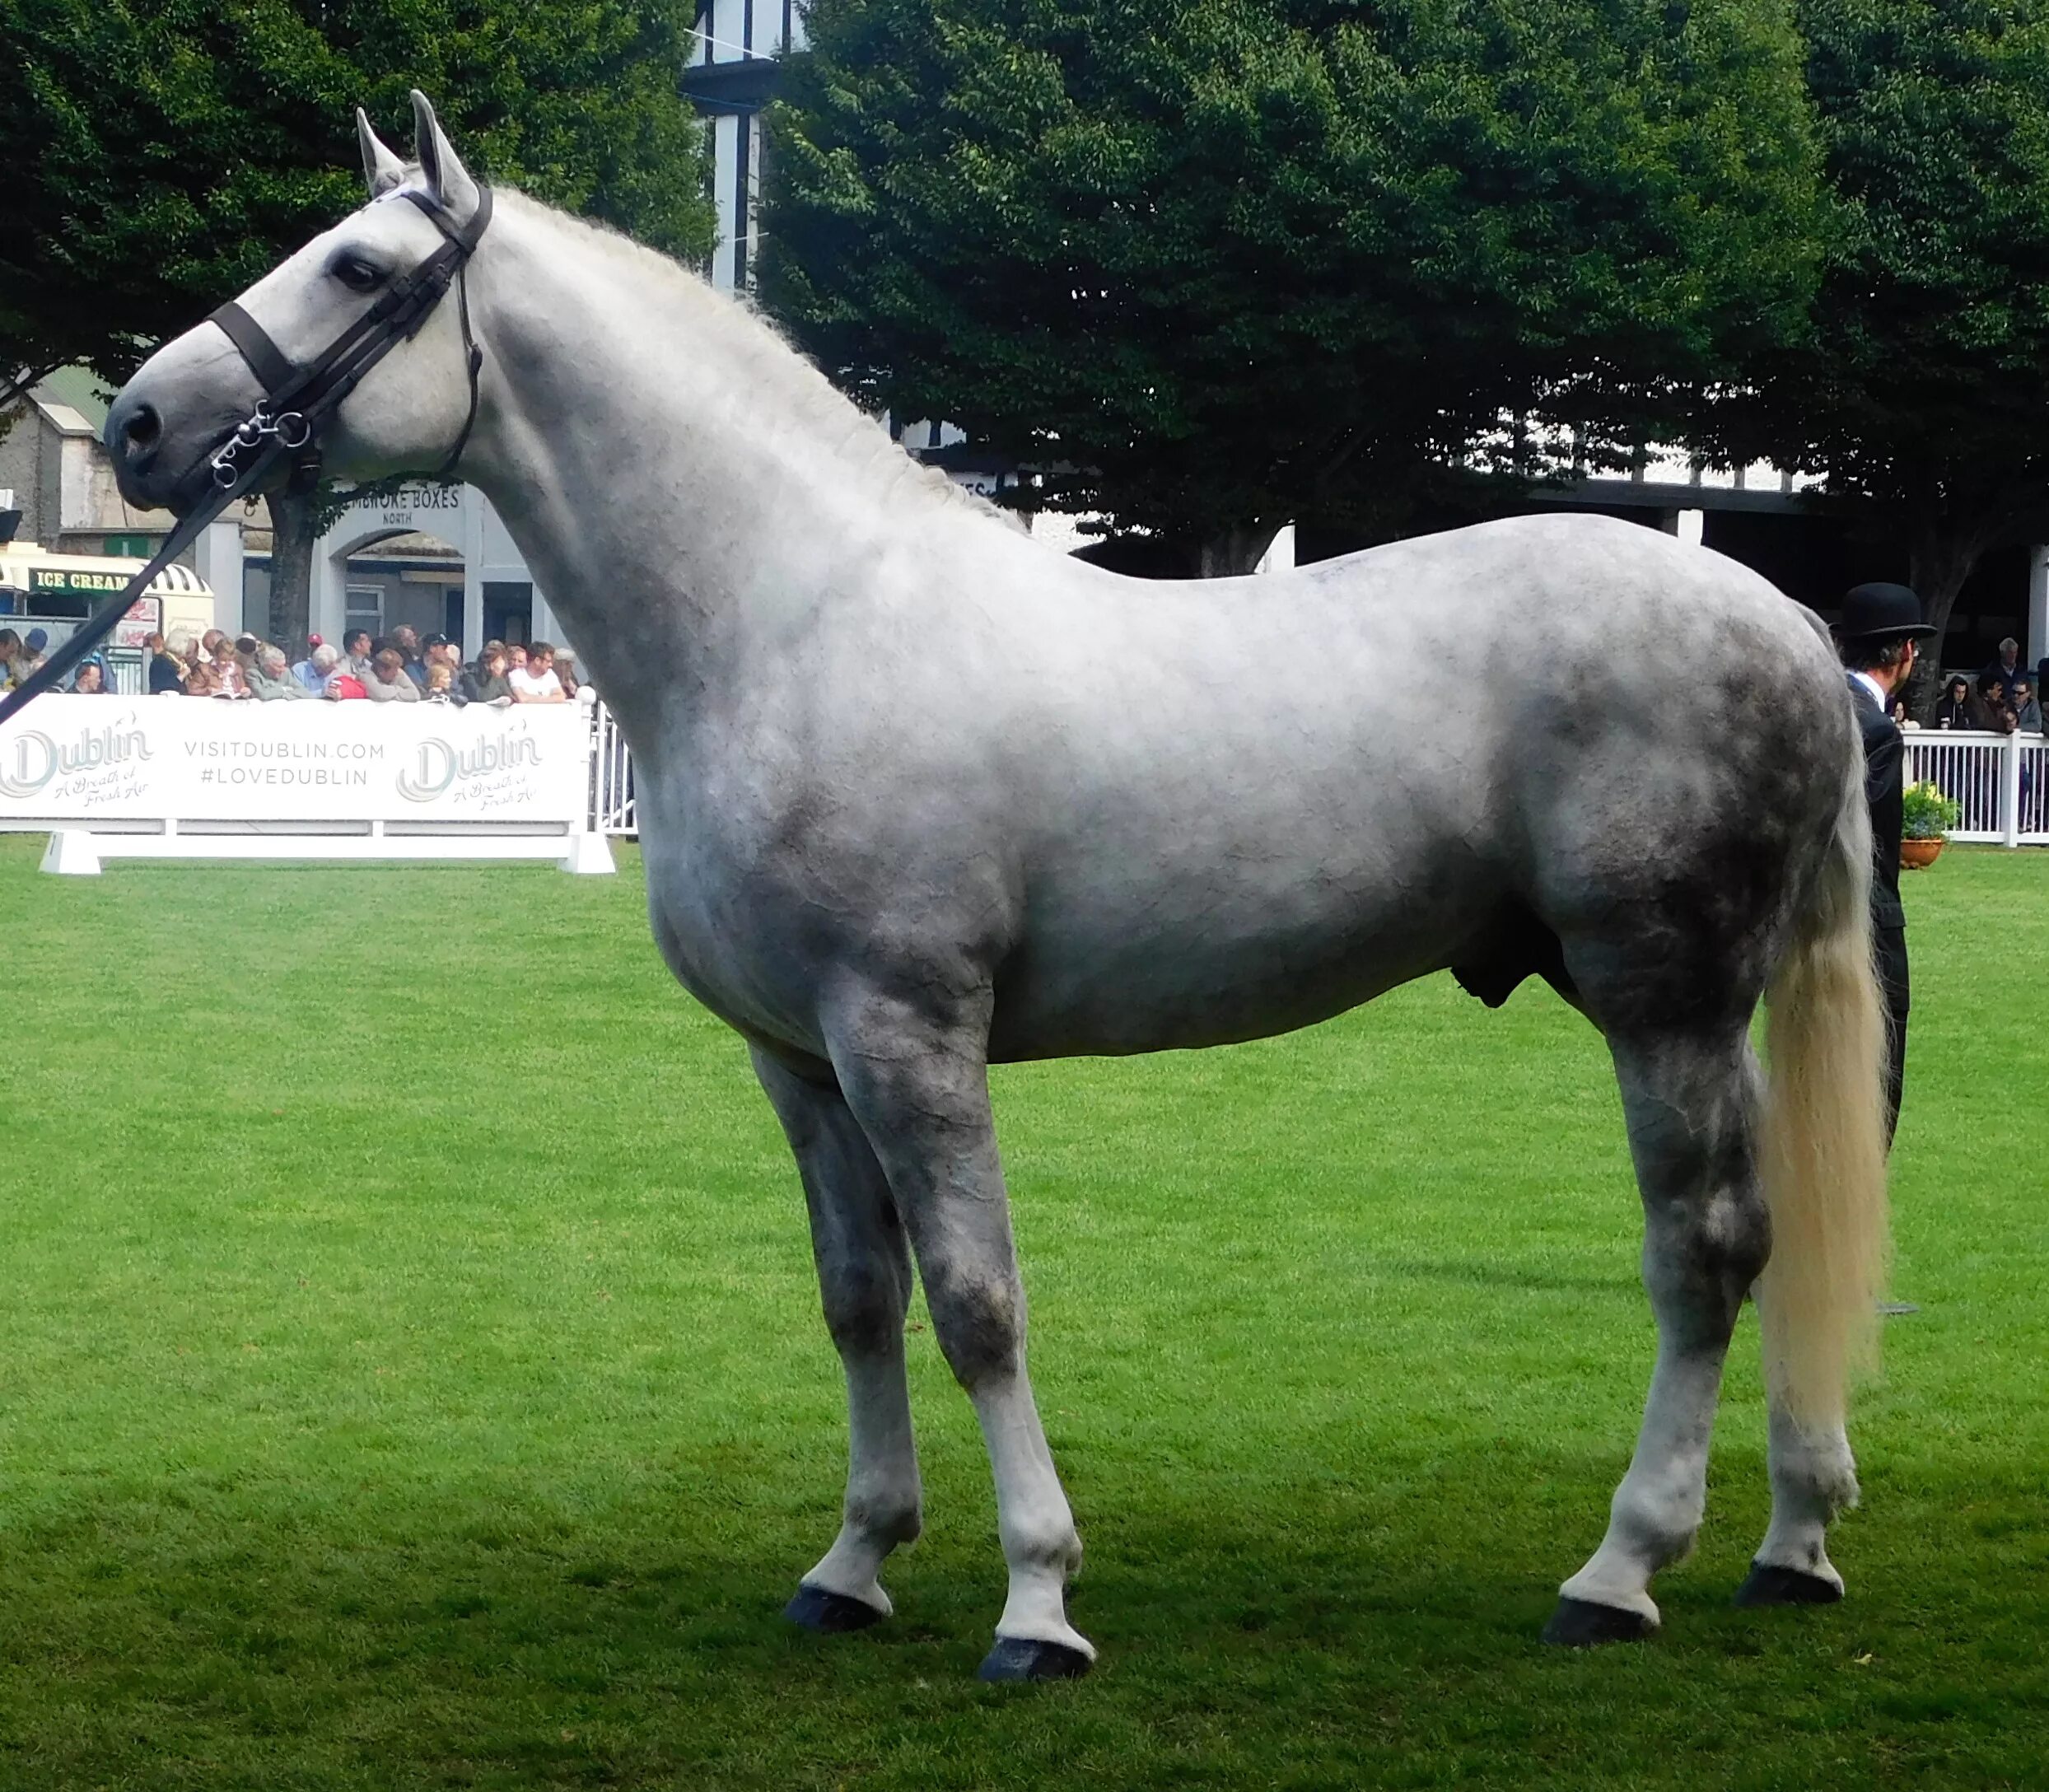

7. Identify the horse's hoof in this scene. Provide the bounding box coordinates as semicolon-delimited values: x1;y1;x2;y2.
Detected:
1734;1563;1844;1608
976;1636;1094;1682
1542;1596;1656;1647
784;1584;887;1633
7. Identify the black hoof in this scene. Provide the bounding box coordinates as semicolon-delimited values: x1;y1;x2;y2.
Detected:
784;1584;887;1634
976;1636;1094;1682
1734;1563;1843;1608
1542;1596;1656;1647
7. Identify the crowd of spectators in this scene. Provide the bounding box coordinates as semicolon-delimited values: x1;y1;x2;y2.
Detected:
0;619;580;705
1900;639;2047;735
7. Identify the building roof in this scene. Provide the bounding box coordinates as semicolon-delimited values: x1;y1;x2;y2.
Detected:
35;366;115;433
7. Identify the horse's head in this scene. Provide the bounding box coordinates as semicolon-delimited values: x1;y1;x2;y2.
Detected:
107;92;489;514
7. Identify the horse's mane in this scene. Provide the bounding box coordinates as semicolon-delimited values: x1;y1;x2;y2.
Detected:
499;189;1017;530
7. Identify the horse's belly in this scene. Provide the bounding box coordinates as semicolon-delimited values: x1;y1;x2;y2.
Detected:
987;838;1495;1060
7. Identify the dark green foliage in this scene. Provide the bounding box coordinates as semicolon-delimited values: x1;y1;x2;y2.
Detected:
763;0;1823;571
1698;0;2049;695
0;0;716;395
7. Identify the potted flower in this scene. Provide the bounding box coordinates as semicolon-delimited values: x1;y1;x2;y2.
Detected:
1900;779;1961;868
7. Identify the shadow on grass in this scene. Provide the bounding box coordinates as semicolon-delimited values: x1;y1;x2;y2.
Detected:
4;1440;2045;1789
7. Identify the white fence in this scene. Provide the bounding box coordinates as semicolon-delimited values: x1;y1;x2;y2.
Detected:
10;698;2035;866
1903;730;2049;847
1;693;614;874
587;707;2049;849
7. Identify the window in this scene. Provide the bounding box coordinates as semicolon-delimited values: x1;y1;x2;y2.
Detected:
345;583;384;639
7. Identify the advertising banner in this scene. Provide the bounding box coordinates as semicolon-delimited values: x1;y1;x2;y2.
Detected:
0;695;589;825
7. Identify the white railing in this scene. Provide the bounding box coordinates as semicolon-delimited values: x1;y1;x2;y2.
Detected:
590;696;637;836
583;710;2047;849
1903;730;2049;848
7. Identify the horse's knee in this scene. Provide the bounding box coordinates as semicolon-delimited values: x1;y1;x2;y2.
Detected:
817;1254;911;1360
922;1262;1023;1388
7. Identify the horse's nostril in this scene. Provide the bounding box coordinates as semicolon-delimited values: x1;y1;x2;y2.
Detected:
123;403;161;454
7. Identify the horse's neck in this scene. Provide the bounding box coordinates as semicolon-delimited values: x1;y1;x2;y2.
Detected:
461;198;980;731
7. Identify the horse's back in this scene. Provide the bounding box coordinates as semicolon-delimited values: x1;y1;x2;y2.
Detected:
979;513;1850;1057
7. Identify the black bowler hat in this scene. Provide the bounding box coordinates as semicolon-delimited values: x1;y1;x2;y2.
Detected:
1837;581;1935;642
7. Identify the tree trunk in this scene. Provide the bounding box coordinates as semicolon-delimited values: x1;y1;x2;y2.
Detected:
1903;526;1985;722
1197;520;1279;579
266;484;320;652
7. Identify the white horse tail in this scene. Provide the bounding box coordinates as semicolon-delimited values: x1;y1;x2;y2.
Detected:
1756;731;1893;1437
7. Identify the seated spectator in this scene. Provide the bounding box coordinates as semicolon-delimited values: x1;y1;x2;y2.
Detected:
321;646;366;700
1980;637;2024;696
463;644;513;705
1934;674;1974;729
0;629;21;688
363;647;420;702
71;660;107;693
184;660;222;696
1977;673;2018;733
554;648;581;698
424;661;465;703
248;643;311;699
509;640;567;702
290;635;329;693
147;632;188;693
390;624;427;687
301;642;346;696
16;628;51;684
506;642;528;674
343;628;375;680
419;632;453;686
2014;677;2042;735
209;636;250;698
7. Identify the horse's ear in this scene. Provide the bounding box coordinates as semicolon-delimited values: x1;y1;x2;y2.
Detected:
409;91;481;225
357;108;406;199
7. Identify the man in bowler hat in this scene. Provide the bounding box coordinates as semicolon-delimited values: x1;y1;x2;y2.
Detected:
1835;581;1934;1144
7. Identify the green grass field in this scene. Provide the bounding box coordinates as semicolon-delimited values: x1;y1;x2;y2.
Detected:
0;833;2042;1790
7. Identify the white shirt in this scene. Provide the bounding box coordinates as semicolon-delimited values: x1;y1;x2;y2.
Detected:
509;665;562;699
1851;670;1889;713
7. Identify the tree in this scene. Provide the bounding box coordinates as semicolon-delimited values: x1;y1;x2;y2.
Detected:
763;0;1824;574
0;0;715;641
1689;0;2049;712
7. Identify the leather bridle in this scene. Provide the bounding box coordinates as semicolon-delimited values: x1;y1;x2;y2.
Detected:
0;183;491;726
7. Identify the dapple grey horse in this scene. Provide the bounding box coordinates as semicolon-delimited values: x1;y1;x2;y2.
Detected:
105;97;1890;1680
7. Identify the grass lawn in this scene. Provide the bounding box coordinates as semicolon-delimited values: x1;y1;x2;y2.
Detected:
0;833;2042;1790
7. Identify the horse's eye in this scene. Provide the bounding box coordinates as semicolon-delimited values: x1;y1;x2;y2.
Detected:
331;254;385;293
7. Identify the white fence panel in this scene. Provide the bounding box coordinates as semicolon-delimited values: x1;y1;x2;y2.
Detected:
0;693;614;874
590;698;637;836
1903;731;2012;842
2021;739;2049;846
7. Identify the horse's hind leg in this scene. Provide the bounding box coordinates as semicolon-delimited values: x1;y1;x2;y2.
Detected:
1547;1023;1770;1645
753;1047;923;1631
1735;1405;1856;1607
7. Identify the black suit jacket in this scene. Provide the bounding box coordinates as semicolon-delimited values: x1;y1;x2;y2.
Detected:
1847;674;1905;929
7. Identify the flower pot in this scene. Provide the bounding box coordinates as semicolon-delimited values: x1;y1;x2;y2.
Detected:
1900;837;1944;870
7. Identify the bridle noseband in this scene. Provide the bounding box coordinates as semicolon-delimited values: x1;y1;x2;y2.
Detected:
0;182;491;725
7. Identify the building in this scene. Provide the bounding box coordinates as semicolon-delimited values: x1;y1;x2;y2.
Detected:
2;370;564;657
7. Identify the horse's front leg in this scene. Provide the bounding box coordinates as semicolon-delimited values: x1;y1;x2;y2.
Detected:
752;1046;923;1631
1547;1024;1770;1644
824;991;1095;1681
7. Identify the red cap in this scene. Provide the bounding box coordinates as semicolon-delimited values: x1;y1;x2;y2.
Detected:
307;634;324;646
